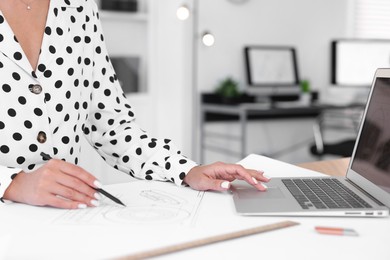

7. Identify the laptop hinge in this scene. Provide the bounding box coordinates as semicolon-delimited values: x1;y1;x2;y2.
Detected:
345;179;385;206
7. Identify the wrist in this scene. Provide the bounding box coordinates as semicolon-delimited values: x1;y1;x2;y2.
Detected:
3;171;25;202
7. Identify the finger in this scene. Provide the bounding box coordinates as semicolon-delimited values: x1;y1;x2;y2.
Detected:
249;169;271;182
224;164;259;186
45;194;89;209
199;178;231;191
55;173;99;201
48;159;100;188
227;165;269;191
48;183;99;207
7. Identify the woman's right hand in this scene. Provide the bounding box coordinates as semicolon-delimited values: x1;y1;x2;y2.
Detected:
3;159;101;209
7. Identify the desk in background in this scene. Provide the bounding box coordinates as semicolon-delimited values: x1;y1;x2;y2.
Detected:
200;101;364;163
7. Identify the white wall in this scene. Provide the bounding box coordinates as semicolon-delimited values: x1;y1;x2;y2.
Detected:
81;0;354;182
196;0;349;94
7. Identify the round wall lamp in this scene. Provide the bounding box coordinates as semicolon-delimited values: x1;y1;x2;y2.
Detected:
176;5;190;20
201;32;215;47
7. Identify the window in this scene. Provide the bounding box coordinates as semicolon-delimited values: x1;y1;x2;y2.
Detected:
353;0;390;39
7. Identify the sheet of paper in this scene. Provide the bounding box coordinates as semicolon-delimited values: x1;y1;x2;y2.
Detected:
52;180;204;227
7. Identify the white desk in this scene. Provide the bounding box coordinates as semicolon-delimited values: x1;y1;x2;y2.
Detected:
1;154;389;260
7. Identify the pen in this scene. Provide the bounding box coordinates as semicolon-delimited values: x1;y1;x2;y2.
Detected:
315;226;358;236
40;152;126;207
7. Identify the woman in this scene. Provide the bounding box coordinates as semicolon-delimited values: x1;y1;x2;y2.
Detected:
0;0;269;209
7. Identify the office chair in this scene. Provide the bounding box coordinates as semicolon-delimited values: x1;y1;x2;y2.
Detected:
310;106;363;157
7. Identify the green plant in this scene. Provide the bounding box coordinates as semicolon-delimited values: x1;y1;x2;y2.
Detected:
215;77;241;98
300;79;311;93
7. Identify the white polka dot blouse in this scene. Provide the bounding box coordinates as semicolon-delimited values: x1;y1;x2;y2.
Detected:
0;0;197;202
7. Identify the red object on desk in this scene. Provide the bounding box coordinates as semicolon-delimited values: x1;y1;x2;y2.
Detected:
315;226;358;236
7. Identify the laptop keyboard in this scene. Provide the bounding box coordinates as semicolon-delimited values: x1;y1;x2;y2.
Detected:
282;178;372;209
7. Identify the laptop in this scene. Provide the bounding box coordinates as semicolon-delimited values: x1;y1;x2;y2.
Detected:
232;68;390;217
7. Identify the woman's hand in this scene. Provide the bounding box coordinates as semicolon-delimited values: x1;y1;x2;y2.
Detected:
183;162;270;191
3;159;101;209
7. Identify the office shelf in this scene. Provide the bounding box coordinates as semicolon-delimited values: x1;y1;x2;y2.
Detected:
99;11;148;23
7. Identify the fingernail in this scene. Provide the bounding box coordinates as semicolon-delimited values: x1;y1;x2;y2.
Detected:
221;181;230;189
94;180;103;189
91;199;100;207
252;177;258;185
94;192;102;200
78;203;87;209
261;182;268;189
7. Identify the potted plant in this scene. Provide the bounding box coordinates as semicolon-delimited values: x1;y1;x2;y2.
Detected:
215;77;243;104
300;79;311;105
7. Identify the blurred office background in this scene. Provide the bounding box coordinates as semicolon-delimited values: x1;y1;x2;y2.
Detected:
82;0;390;183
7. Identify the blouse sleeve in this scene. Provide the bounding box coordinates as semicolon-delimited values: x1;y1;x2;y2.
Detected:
0;166;21;204
81;2;198;185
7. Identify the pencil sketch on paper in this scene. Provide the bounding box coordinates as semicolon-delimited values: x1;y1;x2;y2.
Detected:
52;181;204;227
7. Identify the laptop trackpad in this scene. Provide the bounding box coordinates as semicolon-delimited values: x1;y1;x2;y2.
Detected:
235;186;285;199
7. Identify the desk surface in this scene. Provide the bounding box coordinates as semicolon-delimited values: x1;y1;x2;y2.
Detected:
202;102;364;121
1;155;388;260
297;157;350;177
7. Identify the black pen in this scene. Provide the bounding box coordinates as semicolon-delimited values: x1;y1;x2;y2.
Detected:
40;152;126;207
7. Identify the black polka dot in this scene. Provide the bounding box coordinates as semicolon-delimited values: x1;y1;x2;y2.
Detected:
179;172;186;180
8;109;16;117
38;64;46;72
44;70;52;78
49;45;56;54
14;52;22;60
29;144;38;152
55;80;63;88
12;72;21;81
18;96;26;105
56;57;64;65
56;27;63;35
45;26;52;35
62;136;70;144
2;84;11;93
34;108;43;116
165;162;171;170
0;145;10;153
136;148;142;155
68;68;74;76
45;93;51;102
13;133;22;141
24;120;32;129
179;159;187;164
56;104;63;112
16;156;25;164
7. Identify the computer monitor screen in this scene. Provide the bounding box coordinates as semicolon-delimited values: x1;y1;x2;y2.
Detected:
331;40;390;87
244;46;300;96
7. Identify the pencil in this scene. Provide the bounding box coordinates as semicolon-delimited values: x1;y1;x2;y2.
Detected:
40;152;126;207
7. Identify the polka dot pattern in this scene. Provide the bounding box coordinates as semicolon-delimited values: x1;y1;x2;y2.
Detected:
0;0;197;201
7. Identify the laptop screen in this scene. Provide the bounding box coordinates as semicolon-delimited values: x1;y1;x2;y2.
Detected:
351;77;390;194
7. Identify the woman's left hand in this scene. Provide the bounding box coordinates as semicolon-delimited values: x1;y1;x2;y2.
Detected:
183;162;270;191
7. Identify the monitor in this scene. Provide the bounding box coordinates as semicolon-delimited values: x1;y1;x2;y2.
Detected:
331;39;390;87
244;46;301;97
